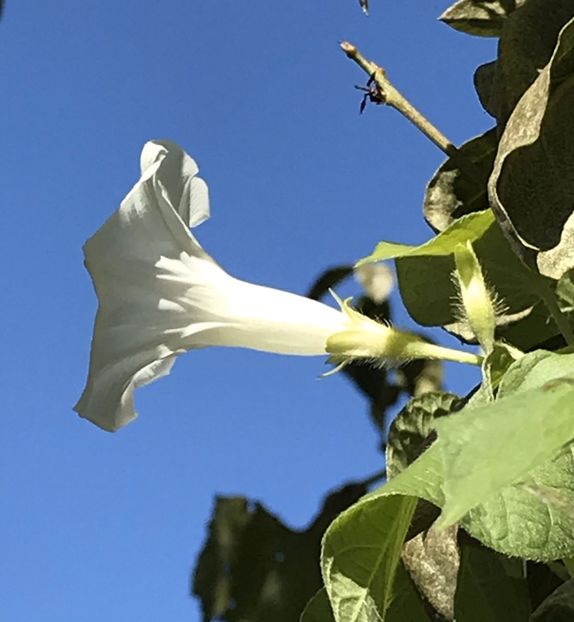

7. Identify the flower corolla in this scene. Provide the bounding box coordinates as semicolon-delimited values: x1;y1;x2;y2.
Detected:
75;141;353;431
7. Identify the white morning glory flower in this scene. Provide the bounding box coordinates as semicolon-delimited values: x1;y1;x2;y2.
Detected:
75;141;354;431
75;140;479;432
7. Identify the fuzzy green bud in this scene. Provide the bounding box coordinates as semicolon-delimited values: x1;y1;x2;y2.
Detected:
454;241;496;354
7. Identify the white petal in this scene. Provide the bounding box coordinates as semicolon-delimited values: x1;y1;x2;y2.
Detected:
75;141;214;431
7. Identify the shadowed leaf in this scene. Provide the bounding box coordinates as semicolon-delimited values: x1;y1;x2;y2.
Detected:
489;16;574;279
307;266;353;301
531;578;574;621
439;0;526;37
454;538;530;621
193;482;367;622
424;130;498;232
300;589;335;622
489;0;574;127
474;61;498;117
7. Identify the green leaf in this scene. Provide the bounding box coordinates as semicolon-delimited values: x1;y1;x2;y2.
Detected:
454;540;530;621
386;562;433;622
439;0;526;37
194;483;367;622
386;392;464;480
322;495;417;622
497;350;564;395
531;578;574;621
437;353;574;544
424;129;498;232
300;589;335;622
358;210;494;265
488;0;574;126
436;355;574;528
488;16;574;279
479;342;524;401
473;61;498;118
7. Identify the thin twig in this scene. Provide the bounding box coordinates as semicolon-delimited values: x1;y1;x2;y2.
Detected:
340;41;483;184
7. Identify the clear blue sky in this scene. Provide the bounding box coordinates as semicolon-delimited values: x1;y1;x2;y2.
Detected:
1;2;494;620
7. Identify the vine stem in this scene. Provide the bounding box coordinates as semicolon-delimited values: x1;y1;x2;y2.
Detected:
340;41;482;184
534;278;574;345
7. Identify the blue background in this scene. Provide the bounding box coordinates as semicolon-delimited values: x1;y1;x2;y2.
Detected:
1;1;494;620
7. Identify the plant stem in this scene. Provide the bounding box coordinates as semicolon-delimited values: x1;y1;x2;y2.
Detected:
534;278;574;345
340;41;483;184
406;341;483;366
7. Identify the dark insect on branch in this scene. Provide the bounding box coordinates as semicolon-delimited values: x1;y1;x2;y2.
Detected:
355;73;385;114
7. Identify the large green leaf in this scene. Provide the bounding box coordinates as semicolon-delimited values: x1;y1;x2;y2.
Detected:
489;0;574;127
462;448;574;560
322;495;417;622
454;540;530;621
438;0;526;37
488;16;574;279
424;130;498;232
436;355;574;527
498;349;564;395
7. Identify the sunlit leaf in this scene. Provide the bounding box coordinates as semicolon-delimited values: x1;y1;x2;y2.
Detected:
358;210;494;265
322;495;417;622
436;352;574;528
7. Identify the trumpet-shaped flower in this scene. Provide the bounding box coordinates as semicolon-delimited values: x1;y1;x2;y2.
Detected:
75;140;353;431
75;140;480;432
